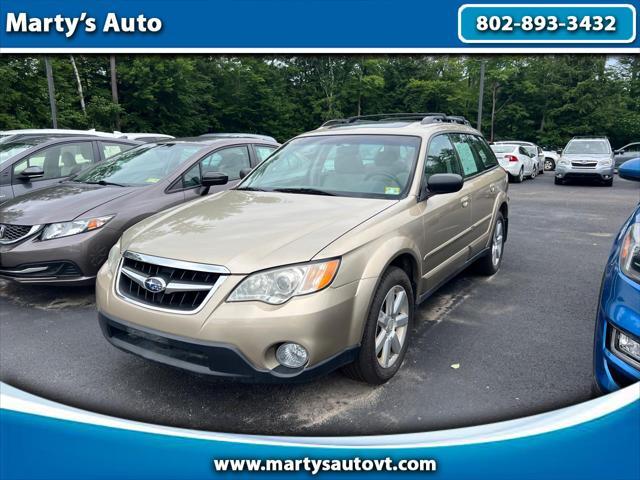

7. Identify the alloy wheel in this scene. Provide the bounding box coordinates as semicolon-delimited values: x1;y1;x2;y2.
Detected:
375;285;409;368
492;219;504;267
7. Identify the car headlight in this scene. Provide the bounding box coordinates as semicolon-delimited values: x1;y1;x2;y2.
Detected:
228;259;340;305
598;159;612;167
620;223;640;282
558;158;569;166
41;215;114;241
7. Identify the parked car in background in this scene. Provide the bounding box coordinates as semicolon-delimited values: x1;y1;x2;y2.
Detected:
0;128;119;144
542;148;560;171
115;133;175;143
593;158;640;394
0;136;138;204
494;141;544;174
0;137;279;285
200;133;278;143
490;143;537;182
96;113;508;384
614;142;640;171
555;136;615;186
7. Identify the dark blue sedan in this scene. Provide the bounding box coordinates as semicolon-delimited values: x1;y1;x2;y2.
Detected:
594;158;640;393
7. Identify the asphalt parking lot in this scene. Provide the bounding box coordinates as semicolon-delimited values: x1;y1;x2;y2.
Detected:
1;172;639;436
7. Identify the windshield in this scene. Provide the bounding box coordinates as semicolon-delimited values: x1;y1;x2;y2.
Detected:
73;143;202;186
491;145;517;153
239;135;421;199
564;140;610;155
0;141;40;164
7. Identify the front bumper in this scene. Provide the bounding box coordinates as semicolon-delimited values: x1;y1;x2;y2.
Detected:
99;313;359;382
0;226;120;285
96;259;377;380
555;163;614;182
594;266;640;393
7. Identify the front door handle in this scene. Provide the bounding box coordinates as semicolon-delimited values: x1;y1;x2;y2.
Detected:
461;196;470;208
490;184;496;193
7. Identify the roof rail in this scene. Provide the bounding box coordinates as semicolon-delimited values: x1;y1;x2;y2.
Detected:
320;113;471;128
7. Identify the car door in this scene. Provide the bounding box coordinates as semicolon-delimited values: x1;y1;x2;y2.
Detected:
519;146;534;174
617;143;640;167
466;134;502;256
180;145;253;201
421;133;473;291
11;140;96;198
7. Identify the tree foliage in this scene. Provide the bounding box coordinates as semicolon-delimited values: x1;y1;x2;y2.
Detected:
0;55;637;147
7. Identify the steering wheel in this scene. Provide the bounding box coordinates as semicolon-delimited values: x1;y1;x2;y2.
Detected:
364;171;403;188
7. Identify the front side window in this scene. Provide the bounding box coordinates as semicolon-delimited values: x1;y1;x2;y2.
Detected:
424;134;461;181
239;135;421;199
73;143;201;187
13;142;95;180
449;134;481;178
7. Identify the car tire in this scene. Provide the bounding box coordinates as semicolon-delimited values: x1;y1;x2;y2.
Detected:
554;177;564;185
544;158;555;171
342;267;414;385
512;168;524;183
530;168;537;180
475;212;505;276
603;178;613;187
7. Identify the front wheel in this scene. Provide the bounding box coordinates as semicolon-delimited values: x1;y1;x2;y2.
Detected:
343;267;414;385
475;212;505;276
554;177;564;185
530;167;537;179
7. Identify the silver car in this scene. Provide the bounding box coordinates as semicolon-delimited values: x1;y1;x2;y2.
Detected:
555;137;615;186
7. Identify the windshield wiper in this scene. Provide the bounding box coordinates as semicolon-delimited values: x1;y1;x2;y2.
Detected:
272;187;335;196
85;180;127;187
235;186;269;192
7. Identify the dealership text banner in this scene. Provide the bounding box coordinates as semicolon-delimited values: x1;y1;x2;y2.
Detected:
0;0;638;51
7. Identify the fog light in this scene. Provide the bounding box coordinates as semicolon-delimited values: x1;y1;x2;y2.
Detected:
616;330;640;363
276;343;308;368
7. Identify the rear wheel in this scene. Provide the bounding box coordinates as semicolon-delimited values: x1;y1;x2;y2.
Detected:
512;168;524;183
544;158;556;171
343;267;414;385
475;213;505;276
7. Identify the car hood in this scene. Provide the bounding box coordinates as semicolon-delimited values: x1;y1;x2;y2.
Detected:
121;190;395;273
562;153;611;160
0;183;141;225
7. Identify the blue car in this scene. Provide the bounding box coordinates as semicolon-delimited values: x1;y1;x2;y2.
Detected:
594;158;640;393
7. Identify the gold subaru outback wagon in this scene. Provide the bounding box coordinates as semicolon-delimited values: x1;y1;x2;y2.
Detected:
97;114;509;384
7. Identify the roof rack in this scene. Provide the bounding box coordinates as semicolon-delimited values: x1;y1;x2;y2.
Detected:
320;113;471;128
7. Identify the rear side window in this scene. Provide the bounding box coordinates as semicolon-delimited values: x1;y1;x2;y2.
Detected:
201;146;251;181
468;135;498;169
100;141;133;159
424;134;462;180
13;142;95;180
254;145;277;162
449;134;482;178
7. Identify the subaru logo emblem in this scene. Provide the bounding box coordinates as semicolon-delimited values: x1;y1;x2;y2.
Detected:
143;276;166;293
0;225;5;239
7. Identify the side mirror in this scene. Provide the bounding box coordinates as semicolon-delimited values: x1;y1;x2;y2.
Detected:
200;171;228;195
18;166;45;181
423;173;464;199
239;167;252;179
618;158;640;182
